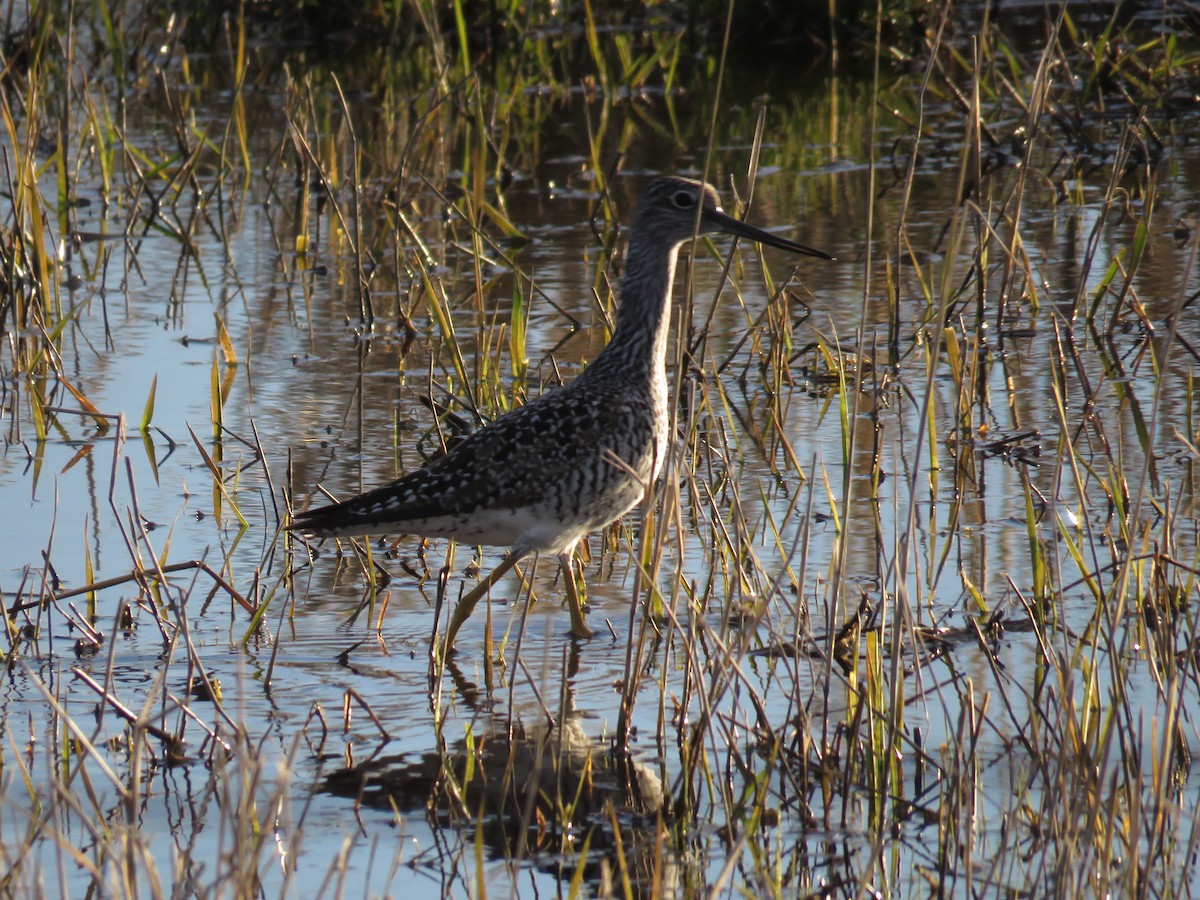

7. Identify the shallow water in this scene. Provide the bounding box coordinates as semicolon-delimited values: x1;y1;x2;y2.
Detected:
3;10;1200;896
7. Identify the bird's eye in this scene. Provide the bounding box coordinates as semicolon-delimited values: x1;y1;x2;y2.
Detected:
671;190;695;209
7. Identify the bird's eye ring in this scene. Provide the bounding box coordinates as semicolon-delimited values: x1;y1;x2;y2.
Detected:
671;190;695;209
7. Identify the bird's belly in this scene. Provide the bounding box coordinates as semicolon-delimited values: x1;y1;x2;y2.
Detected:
482;487;648;556
416;461;651;555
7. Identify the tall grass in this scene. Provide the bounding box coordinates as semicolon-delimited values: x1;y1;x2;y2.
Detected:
1;0;1199;896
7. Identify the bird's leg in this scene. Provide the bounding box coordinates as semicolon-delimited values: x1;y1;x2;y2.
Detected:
442;550;520;651
558;550;595;639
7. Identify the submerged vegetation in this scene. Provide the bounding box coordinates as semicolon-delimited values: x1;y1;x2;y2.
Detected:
1;0;1199;896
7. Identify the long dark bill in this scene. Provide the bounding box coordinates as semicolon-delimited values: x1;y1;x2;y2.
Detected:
709;208;835;261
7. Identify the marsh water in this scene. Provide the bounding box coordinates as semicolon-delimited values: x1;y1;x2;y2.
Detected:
2;6;1200;896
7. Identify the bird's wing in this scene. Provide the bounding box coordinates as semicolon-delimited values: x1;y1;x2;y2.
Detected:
292;384;641;529
390;385;636;516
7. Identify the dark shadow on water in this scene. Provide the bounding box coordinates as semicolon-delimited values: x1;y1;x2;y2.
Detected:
319;714;678;896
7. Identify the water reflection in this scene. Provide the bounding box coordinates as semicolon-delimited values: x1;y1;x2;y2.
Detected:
320;707;671;896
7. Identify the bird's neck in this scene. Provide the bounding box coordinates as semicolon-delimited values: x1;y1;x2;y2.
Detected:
586;236;681;386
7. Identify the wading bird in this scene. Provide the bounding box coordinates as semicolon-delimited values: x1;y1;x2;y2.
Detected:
291;176;832;649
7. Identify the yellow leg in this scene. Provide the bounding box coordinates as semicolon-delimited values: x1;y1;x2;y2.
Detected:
558;551;595;639
443;551;520;652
